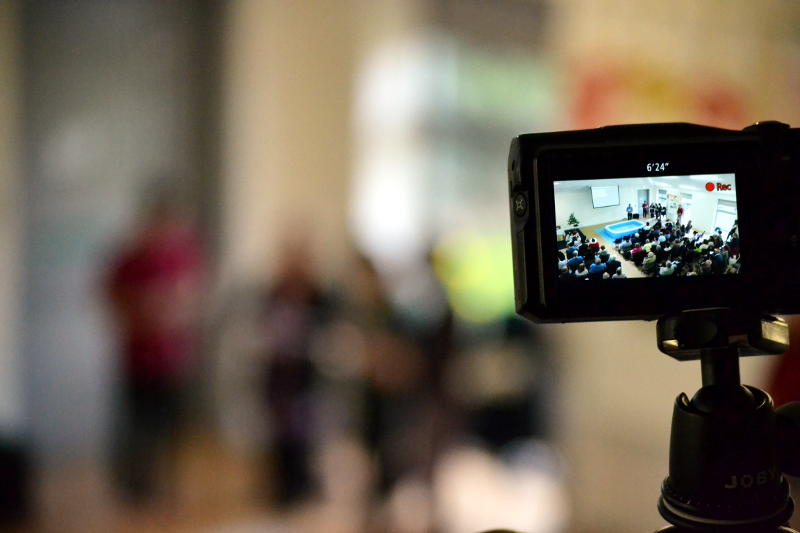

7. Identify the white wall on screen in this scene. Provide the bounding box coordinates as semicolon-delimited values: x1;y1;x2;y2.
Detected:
655;177;735;234
555;185;639;228
554;175;735;231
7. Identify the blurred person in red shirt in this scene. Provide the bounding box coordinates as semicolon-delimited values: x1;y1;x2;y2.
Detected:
769;316;800;407
768;315;800;531
106;190;204;504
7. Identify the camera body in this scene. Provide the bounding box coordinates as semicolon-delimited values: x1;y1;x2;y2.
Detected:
508;121;800;322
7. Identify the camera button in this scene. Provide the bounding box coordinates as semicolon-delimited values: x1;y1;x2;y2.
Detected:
744;120;790;132
513;194;528;217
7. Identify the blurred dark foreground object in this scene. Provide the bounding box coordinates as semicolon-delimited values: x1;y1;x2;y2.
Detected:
656;526;797;533
482;524;800;531
0;439;30;525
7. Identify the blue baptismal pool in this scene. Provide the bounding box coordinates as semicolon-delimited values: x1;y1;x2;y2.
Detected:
604;219;645;239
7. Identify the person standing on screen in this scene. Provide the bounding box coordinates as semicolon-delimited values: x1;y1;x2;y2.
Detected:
626;203;633;220
642;200;648;218
727;219;738;240
677;204;684;225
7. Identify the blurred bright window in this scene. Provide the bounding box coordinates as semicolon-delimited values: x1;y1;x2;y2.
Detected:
350;11;560;322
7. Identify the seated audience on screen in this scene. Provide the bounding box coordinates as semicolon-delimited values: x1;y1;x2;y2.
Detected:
631;246;646;266
642;251;658;275
605;256;621;276
655;244;668;263
558;251;567;271
598;245;610;263
567;251;583;272
588;257;606;279
556;219;740;280
659;261;675;277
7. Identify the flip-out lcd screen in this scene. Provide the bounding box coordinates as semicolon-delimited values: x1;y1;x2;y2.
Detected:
555;174;739;280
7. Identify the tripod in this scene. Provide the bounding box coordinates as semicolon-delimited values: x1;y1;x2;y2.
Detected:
480;309;800;533
654;308;800;533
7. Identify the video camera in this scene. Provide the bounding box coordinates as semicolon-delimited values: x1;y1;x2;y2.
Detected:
505;122;800;532
508;121;800;322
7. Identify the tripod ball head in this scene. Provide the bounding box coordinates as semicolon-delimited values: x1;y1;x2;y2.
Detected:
659;385;794;531
656;310;797;531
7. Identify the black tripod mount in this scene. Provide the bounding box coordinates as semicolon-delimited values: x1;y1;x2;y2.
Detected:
479;308;800;533
655;308;800;533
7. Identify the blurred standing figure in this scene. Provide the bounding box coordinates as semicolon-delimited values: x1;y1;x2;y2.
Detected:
343;256;435;509
106;192;204;504
768;315;800;530
769;316;800;407
261;242;329;507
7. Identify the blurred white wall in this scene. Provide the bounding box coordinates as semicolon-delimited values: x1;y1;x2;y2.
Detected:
214;0;433;457
555;0;800;127
21;0;204;462
20;2;215;530
0;1;23;438
221;0;381;287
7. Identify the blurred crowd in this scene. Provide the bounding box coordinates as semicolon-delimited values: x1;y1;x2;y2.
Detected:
98;194;564;533
92;182;800;533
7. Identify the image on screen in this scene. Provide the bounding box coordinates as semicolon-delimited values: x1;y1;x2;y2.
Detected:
591;185;619;208
554;174;739;280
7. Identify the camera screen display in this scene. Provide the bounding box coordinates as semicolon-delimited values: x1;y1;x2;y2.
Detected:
555;174;740;280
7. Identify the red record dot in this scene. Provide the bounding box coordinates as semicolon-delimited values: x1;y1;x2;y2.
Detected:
705;182;715;191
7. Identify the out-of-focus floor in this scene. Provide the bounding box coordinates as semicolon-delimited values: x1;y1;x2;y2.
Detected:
25;430;567;533
32;432;367;533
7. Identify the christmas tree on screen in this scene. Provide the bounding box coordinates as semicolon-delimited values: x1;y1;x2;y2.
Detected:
568;213;579;227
